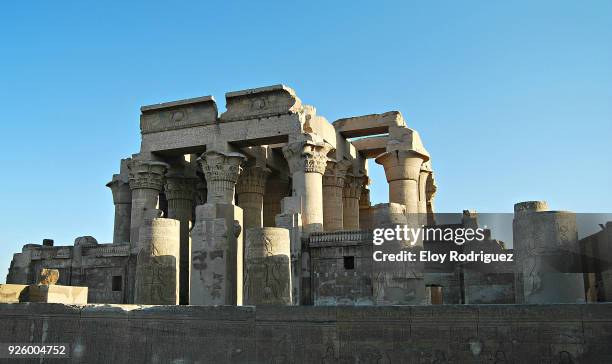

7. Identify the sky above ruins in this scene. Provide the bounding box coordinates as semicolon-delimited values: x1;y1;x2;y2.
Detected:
0;1;611;281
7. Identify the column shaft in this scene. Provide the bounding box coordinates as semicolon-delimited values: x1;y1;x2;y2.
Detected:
343;174;363;230
236;165;269;229
263;177;290;227
107;175;132;244
375;149;428;216
283;137;331;234
322;160;348;231
165;176;196;305
128;160;168;248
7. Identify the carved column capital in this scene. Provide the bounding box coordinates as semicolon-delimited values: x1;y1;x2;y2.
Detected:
322;159;351;187
282;136;332;175
236;164;270;195
343;174;366;199
375;149;428;182
106;175;131;204
128;160;169;191
164;175;198;201
198;150;246;184
198;150;246;204
360;187;371;209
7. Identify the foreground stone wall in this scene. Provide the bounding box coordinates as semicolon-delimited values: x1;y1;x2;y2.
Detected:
0;303;610;363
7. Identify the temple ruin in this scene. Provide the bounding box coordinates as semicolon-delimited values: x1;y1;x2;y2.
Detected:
4;84;612;307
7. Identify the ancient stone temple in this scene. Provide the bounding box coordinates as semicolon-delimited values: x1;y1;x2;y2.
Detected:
4;84;611;308
3;84;612;363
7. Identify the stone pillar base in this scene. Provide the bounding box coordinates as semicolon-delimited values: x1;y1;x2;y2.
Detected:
190;203;244;305
244;227;292;305
0;284;88;304
134;218;180;305
275;196;303;305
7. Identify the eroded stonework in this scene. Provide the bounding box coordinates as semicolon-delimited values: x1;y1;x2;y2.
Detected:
5;84;611;309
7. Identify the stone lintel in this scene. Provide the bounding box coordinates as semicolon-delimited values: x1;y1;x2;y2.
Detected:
221;84;302;122
141;95;217;113
351;135;389;159
333;111;405;138
387;126;430;157
140;113;302;154
140;96;218;134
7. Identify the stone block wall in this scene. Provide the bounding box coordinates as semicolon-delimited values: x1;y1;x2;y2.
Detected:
0;303;611;363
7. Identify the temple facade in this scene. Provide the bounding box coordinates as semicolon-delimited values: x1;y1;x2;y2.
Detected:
5;84;611;306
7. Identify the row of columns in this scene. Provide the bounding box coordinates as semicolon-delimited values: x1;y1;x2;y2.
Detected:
108;146;435;255
109;146;377;253
108;134;437;306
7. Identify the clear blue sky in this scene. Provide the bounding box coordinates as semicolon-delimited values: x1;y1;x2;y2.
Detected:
1;1;610;281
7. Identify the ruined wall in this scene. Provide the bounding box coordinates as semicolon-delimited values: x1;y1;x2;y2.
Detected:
0;303;610;363
310;231;374;306
6;243;130;304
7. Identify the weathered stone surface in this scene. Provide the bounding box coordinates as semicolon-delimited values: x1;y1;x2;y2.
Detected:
244;227;292;305
310;231;374;305
221;84;302;122
263;174;290;227
333;111;405;138
351;135;388;158
282;134;332;234
0;284;28;303
140;95;218;134
198;150;246;204
164;173;197;305
190;203;244;305
37;268;60;285
0;303;611;363
322;159;350;231
375;149;428;214
514;201;585;303
107;158;133;244
236;163;270;229
127;159;168;248
275;198;303;305
134;218;180;305
27;285;88;304
342;173;364;230
371;203;427;305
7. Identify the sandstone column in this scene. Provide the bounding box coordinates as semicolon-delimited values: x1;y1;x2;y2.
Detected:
199;150;246;204
236;164;270;229
513;201;585;303
359;183;373;230
190;150;246;305
134;217;180;305
322;159;349;231
263;175;290;227
243;227;292;305
106;174;132;244
375;149;428;215
165;175;197;305
282;135;331;234
282;134;331;305
128;160;168;248
343;173;363;230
